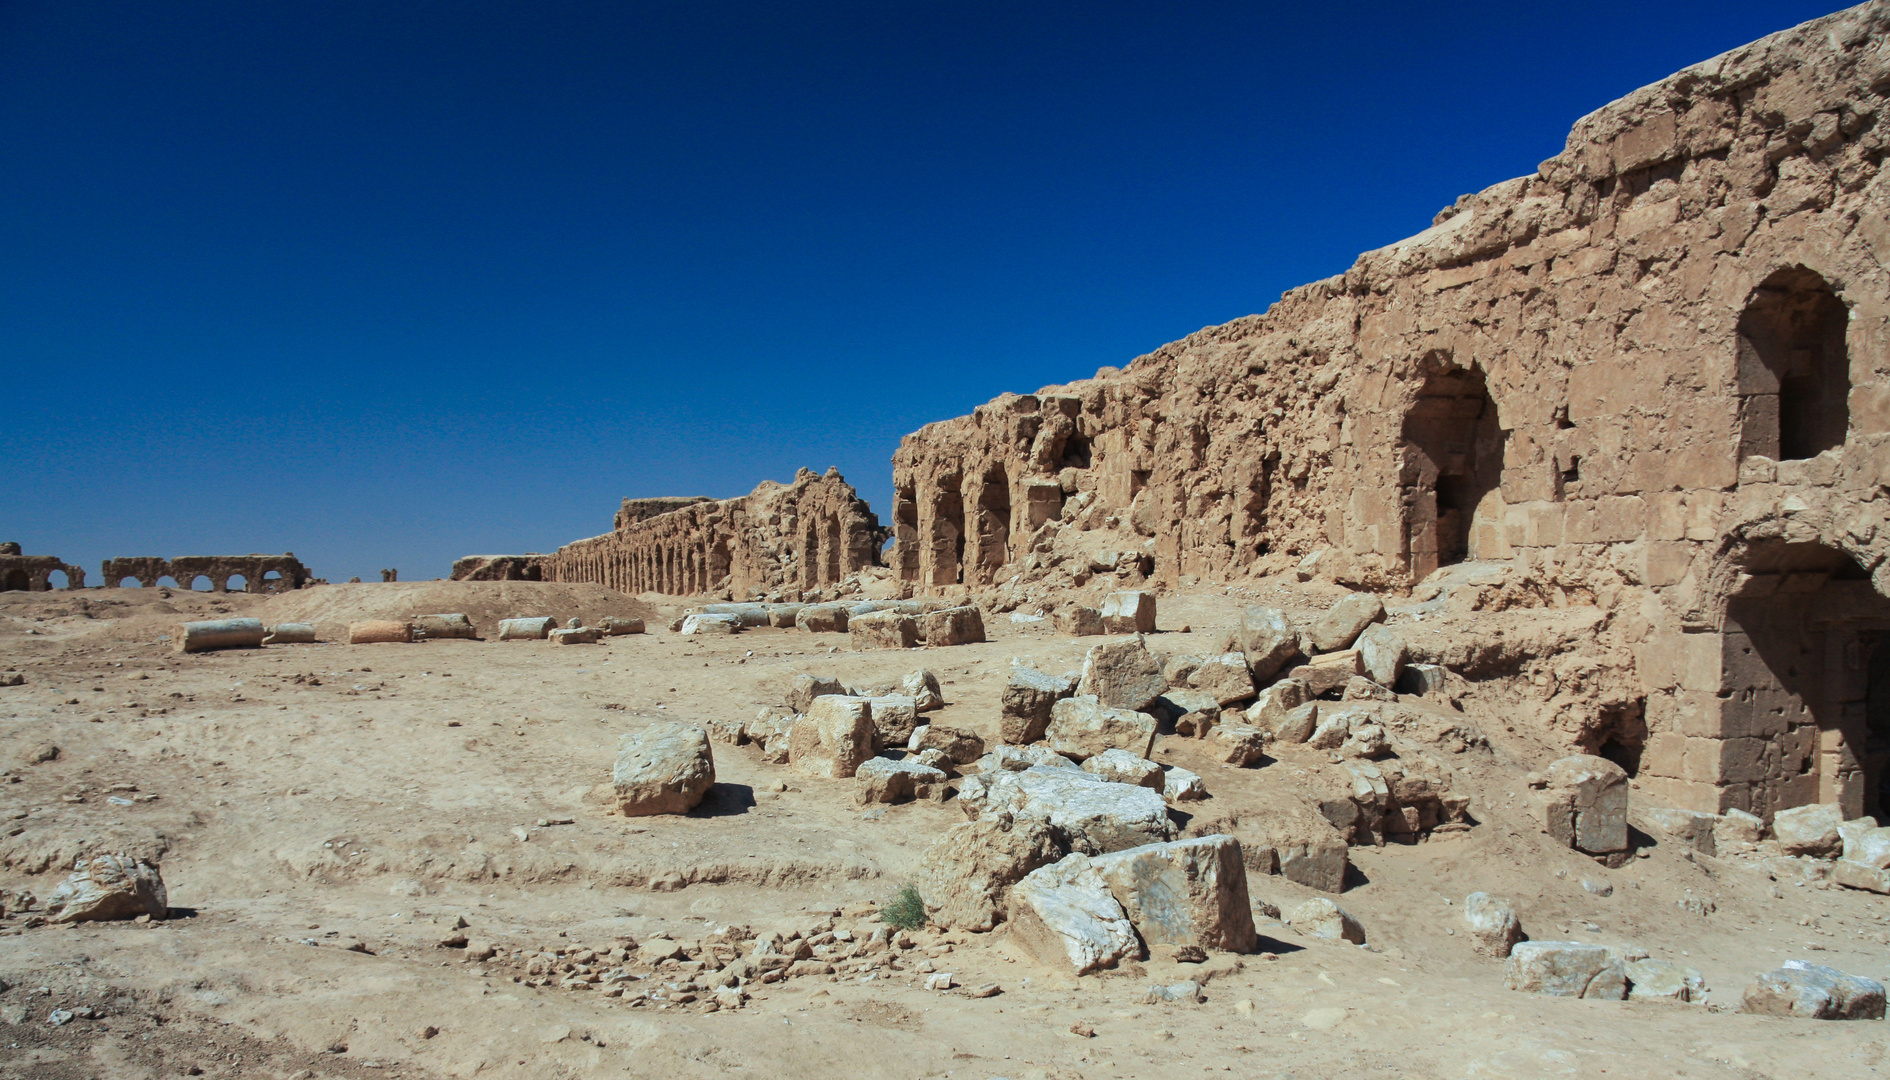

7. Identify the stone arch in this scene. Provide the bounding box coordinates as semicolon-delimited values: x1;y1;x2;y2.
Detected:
802;519;822;589
892;482;920;582
46;569;69;590
189;575;212;591
1736;265;1850;462
1400;360;1506;577
227;575;248;593
261;570;283;590
119;577;143;588
824;513;843;584
928;481;966;586
973;468;1012;585
157;576;180;589
0;568;26;591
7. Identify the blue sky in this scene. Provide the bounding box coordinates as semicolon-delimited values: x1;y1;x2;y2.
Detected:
0;1;1844;584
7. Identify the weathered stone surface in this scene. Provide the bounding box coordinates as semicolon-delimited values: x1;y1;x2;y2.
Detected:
348;620;413;645
549;626;602;645
1740;962;1886;1020
1045;696;1158;761
408;613;476;640
1100;591;1157;634
1714;808;1764;852
497;616;557;641
177;617;268;653
910;724;986;764
1269;702;1319;744
601;615;645;635
1055;605;1105;636
796;603;851;633
1189;653;1256;706
1626;958;1706;1003
1264;807;1349;893
46;854;167;923
1078;636;1166;711
1285;898;1364;944
789;696;875;779
1540;754;1629;856
1341;676;1395;702
978;744;1079;773
765;604;804;628
679;613;740;635
1161;654;1203;688
1644;807;1719;857
613;722;716;816
865;695;920;749
1353;624;1406;688
1307;593;1385;653
1237;607;1299;683
1245;679;1309;726
1340;722;1389;759
855;757;949;804
1007;854;1139;975
1832;859;1890;894
902;668;945;711
1081;748;1164;789
918;815;1064;931
918;605;986;646
1290;651;1364;696
261;622;316;645
971;766;1176;854
1000;662;1075;744
1163;766;1208;802
1462;892;1523;958
787;673;846;713
1144;980;1204;1004
1503;942;1627;999
1399;663;1450;697
1209;724;1268;767
1089;835;1258;952
1772;803;1843;857
850;610;918;650
1159;689;1222;737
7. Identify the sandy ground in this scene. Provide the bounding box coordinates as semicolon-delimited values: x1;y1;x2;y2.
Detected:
0;580;1887;1080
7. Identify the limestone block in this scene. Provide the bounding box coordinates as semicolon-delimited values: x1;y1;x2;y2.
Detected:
1285;898;1364;944
849;610;918;651
1189;653;1256;705
1832;859;1890;893
601;615;645;635
1080;748;1164;789
910;724;985;764
261;622;316;645
1100;591;1157;634
1353;624;1406;688
46;854;168;923
1462;892;1523;958
1340;723;1390;759
1342;675;1396;702
1244;678;1308;725
855;757;949;804
980;766;1176;854
1307;592;1386;653
977;744;1079;773
789;696;875;779
1626;958;1706;1003
1162;766;1208;802
1264;807;1349;893
177;617;268;653
348;620;413;645
1715;807;1764;850
1270;702;1319;744
1046;696;1159;761
795;603;850;633
613;722;716;816
1739;962;1886;1020
918;605;986;646
865;695;920;749
1841;824;1890;868
1502;942;1627;999
1144;980;1204;1004
1643;807;1719;856
1399;663;1450;696
1007;854;1140;974
1237;606;1299;683
1161;654;1203;688
917;815;1064;931
1160;689;1222;737
902;668;946;711
1290;650;1364;696
680;613;740;635
766;604;804;628
1088;834;1258;952
549;627;603;645
1772;803;1843;857
497;616;557;641
1055;605;1104;636
1078;636;1166;711
1210;724;1268;767
412;613;477;639
1540;754;1629;856
1307;710;1352;750
1000;662;1075;744
787;673;846;713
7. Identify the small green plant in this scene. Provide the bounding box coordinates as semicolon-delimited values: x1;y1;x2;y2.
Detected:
881;882;927;931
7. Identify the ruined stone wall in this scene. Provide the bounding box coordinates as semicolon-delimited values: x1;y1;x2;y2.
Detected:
892;3;1890;818
101;554;312;593
0;543;85;590
455;469;886;599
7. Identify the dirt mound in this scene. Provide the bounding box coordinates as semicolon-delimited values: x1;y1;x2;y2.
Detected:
254;580;658;639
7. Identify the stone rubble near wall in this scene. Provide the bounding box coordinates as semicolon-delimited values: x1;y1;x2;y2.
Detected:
1503;942;1627;1000
1739;961;1887;1020
1163;766;1209;803
854;757;949;804
1006;854;1141;975
1000;662;1076;744
1077;636;1166;711
1284;898;1364;944
1099;591;1156;633
1079;748;1165;789
963;766;1176;854
1087;835;1258;953
788;696;876;779
1462;892;1524;958
613;723;716;816
45;855;168;923
917;814;1065;932
1044;696;1159;761
1536;754;1630;862
1771;803;1844;857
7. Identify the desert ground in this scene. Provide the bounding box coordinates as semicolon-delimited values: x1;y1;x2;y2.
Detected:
0;578;1885;1080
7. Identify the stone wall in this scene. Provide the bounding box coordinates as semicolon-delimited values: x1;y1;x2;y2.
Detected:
101;554;312;593
0;543;85;590
454;468;887;599
891;2;1890;819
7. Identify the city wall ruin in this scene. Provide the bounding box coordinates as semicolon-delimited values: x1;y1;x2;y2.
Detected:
454;468;887;599
0;542;86;591
890;6;1890;821
100;554;313;594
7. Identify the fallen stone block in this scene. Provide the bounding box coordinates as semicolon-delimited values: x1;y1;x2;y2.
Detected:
1714;807;1763;851
497;616;557;641
1339;722;1389;759
176;617;266;654
1007;854;1139;974
679;613;741;635
614;722;716;815
766;604;805;628
1290;650;1364;696
1269;701;1318;744
1001;662;1075;744
1398;662;1450;696
1739;961;1885;1019
1080;748;1164;789
1090;834;1257;953
1539;754;1629;860
903;668;945;711
910;724;985;764
1502;942;1626;999
1209;724;1268;767
348;619;413;645
1264;807;1350;893
1626;958;1706;1003
1161;654;1203;688
1077;636;1166;711
1046;696;1158;761
795;603;850;633
918;606;986;646
918;814;1064;931
978;766;1176;854
1100;591;1157;634
550;626;603;645
1832;859;1890;894
1462;892;1523;958
1245;678;1308;725
1306;592;1386;653
1772;803;1843;858
1189;653;1255;706
1237;607;1299;683
1144;980;1204;1004
1285;898;1363;944
46;854;167;923
1056;606;1104;637
1643;807;1719;857
261;622;316;645
1353;624;1406;689
1162;766;1207;802
789;696;875;779
786;673;846;712
1159;689;1221;737
601;615;645;635
855;757;949;804
978;744;1079;773
865;695;920;749
850;610;919;651
412;613;477;639
699;603;771;627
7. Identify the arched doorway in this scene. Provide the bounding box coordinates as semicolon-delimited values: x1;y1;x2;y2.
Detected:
0;569;27;591
1737;266;1850;462
1401;362;1505;577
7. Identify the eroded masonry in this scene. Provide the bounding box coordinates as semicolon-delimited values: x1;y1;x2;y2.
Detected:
100;554;312;593
890;14;1890;820
454;469;886;599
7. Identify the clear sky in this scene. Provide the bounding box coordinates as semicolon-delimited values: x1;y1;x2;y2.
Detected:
0;1;1846;585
